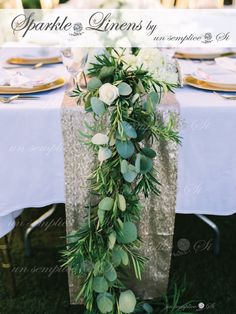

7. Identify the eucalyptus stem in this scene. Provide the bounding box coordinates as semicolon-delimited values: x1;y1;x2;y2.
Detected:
63;48;180;314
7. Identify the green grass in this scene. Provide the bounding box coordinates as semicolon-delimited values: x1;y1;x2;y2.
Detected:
0;205;235;313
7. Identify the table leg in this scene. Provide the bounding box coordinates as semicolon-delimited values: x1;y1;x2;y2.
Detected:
24;204;57;257
0;235;16;296
195;214;220;255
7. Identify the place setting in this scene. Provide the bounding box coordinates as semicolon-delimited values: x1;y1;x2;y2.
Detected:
174;49;236;97
0;49;68;102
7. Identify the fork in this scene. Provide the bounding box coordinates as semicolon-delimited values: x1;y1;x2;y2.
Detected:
0;95;40;103
0;95;20;103
3;63;44;70
213;91;236;100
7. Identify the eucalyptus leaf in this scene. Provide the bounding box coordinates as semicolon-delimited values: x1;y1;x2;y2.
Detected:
119;290;137;314
98;208;105;225
143;303;154;313
144;98;154;113
148;91;159;105
141;147;157;159
91;133;109;145
115;130;127;141
140;155;153;174
99;197;114;211
131;93;140;104
121;160;129;174
93;261;101;276
112;247;122;267
93;277;108;293
118;194;126;211
120;249;129;266
97;293;114;313
87;77;102;91
123;169;137;183
136;80;145;93
121;121;137;139
116;140;134;159
99;66;115;80
91;97;106;116
98;147;112;162
135;153;141;173
108;232;116;250
118;82;132;96
123;164;138;183
104;263;117;282
117;221;138;244
109;135;116;146
136;128;146;142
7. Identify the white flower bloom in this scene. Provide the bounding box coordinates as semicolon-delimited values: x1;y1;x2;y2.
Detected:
99;83;119;105
137;48;179;85
121;54;138;71
154;70;179;85
137;48;163;72
111;48;125;59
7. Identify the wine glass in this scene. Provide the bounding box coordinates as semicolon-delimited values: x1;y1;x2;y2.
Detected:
40;0;59;9
60;48;88;96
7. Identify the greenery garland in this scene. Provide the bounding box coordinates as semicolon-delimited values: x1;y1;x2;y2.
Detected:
63;48;180;314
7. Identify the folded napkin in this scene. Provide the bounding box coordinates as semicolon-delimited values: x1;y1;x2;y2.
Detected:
0;70;56;88
215;57;236;73
194;66;236;85
0;70;10;86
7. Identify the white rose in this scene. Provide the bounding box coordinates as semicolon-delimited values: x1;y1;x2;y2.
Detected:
99;83;119;105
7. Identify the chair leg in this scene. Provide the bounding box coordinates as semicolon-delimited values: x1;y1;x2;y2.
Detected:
195;214;220;256
0;235;16;296
24;204;57;257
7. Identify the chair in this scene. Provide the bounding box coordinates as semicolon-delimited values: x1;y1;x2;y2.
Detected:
195;214;220;255
0;235;16;296
0;204;57;296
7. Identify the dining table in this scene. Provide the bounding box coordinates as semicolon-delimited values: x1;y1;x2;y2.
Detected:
0;47;236;302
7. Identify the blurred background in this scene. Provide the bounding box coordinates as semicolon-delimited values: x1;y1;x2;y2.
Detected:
0;0;235;9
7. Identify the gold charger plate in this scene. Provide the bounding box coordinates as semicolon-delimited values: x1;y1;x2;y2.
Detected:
184;76;236;92
0;77;66;94
175;52;236;60
7;56;62;65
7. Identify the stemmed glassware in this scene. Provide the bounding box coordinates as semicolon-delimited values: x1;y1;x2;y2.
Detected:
40;0;59;9
60;48;88;96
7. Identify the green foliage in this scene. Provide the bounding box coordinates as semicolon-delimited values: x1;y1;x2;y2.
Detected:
87;77;103;91
118;82;133;96
116;140;135;159
93;277;109;293
91;97;106;116
119;290;137;313
97;293;114;313
63;48;180;313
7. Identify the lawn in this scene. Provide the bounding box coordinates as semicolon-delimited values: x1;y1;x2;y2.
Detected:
0;205;235;313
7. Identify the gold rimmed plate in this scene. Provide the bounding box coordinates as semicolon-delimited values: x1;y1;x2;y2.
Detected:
7;56;62;65
0;77;66;94
175;51;236;60
184;76;236;92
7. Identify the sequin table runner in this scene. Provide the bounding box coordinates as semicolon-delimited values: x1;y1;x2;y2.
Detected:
61;93;180;303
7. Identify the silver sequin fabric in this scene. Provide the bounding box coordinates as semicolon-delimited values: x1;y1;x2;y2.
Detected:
61;93;180;304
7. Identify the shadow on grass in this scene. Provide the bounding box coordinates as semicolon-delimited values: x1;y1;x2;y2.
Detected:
0;206;235;313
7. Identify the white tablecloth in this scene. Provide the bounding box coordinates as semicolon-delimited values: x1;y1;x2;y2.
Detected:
176;60;236;216
0;48;66;237
1;52;236;238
